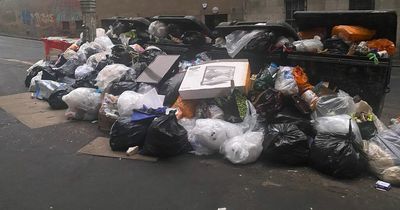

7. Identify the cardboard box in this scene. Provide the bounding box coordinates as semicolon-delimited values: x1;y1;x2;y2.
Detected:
136;55;180;84
179;59;251;100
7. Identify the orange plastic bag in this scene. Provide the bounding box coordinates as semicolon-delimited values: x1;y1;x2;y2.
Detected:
172;97;197;119
367;39;396;56
332;25;376;42
293;66;313;94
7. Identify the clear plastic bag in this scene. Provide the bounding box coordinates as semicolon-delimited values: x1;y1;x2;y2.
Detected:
117;91;143;117
312;90;355;119
275;66;299;96
94;36;114;52
225;30;263;58
136;83;155;94
29;71;43;92
293;36;323;53
191;119;244;154
86;52;109;68
315;115;362;144
62;87;101;121
141;88;164;109
34;80;68;100
364;129;400;185
220;131;264;164
75;64;94;80
95;64;131;90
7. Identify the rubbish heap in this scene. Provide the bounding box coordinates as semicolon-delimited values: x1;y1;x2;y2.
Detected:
24;17;400;187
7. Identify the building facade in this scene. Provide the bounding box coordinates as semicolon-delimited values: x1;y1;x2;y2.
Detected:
0;0;398;46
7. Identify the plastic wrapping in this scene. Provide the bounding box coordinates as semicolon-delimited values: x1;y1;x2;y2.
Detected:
191;119;243;154
62;88;101;121
221;132;264;164
311;115;366;178
29;71;43;92
94;36;114;52
364;128;400;185
263;123;310;165
117;91;143;117
34;80;68;100
86;52;109;68
367;39;396;56
275;66;298;96
332;25;376;42
141;112;192;157
315;115;362;144
312;90;355;119
293;37;323;53
75;64;94;80
109;117;153;151
95;64;131;90
225;30;264;58
253;88;284;120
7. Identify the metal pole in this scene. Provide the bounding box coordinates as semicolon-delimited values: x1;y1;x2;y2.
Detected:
80;0;96;42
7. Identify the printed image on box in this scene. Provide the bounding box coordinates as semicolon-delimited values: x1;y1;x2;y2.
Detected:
201;66;235;85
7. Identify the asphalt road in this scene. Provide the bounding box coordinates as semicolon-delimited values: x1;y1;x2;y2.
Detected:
0;35;400;210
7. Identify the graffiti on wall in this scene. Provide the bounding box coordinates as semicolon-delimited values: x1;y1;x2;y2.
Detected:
20;0;81;26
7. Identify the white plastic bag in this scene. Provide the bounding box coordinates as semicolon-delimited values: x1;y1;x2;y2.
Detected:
312;90;355;119
148;21;168;39
225;30;263;58
220;131;264;164
191;119;244;154
26;60;46;73
275;66;298;96
75;64;94;80
62;88;101;121
117;91;143;117
29;71;42;92
95;64;131;90
315;114;362;144
86;52;109;68
94;36;114;52
141;89;164;109
293;36;323;53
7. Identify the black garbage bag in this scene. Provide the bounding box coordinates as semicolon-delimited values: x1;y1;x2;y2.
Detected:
141;112;192;157
157;72;186;107
138;48;166;65
109;117;153;151
263;123;310;165
111;44;134;66
55;56;83;77
132;62;148;75
48;88;71;110
72;71;98;88
54;54;67;68
182;31;206;47
247;32;276;52
109;81;138;96
323;38;349;55
25;68;41;87
41;66;58;81
358;121;378;140
310;120;366;178
252;88;284;120
214;92;243;123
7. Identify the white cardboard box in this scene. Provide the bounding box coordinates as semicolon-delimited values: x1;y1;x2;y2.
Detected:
179;59;250;100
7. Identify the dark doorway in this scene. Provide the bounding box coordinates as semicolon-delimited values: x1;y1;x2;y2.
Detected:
205;14;228;30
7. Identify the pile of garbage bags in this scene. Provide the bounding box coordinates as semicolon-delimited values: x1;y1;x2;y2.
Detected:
24;19;399;186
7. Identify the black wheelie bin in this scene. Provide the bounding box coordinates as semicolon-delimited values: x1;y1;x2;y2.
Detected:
283;10;397;116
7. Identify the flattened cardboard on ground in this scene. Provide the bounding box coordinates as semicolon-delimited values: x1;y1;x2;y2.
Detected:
78;137;157;162
136;55;180;84
0;92;68;129
179;59;251;100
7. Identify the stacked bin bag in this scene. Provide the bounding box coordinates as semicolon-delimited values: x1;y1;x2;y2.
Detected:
23;16;400;185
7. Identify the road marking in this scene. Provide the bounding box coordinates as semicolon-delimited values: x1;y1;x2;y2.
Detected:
0;58;34;66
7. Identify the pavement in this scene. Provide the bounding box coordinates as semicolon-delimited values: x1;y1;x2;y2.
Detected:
0;35;400;210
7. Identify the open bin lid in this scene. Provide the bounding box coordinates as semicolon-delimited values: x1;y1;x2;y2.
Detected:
294;10;397;43
151;16;213;37
102;17;151;31
215;21;299;40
